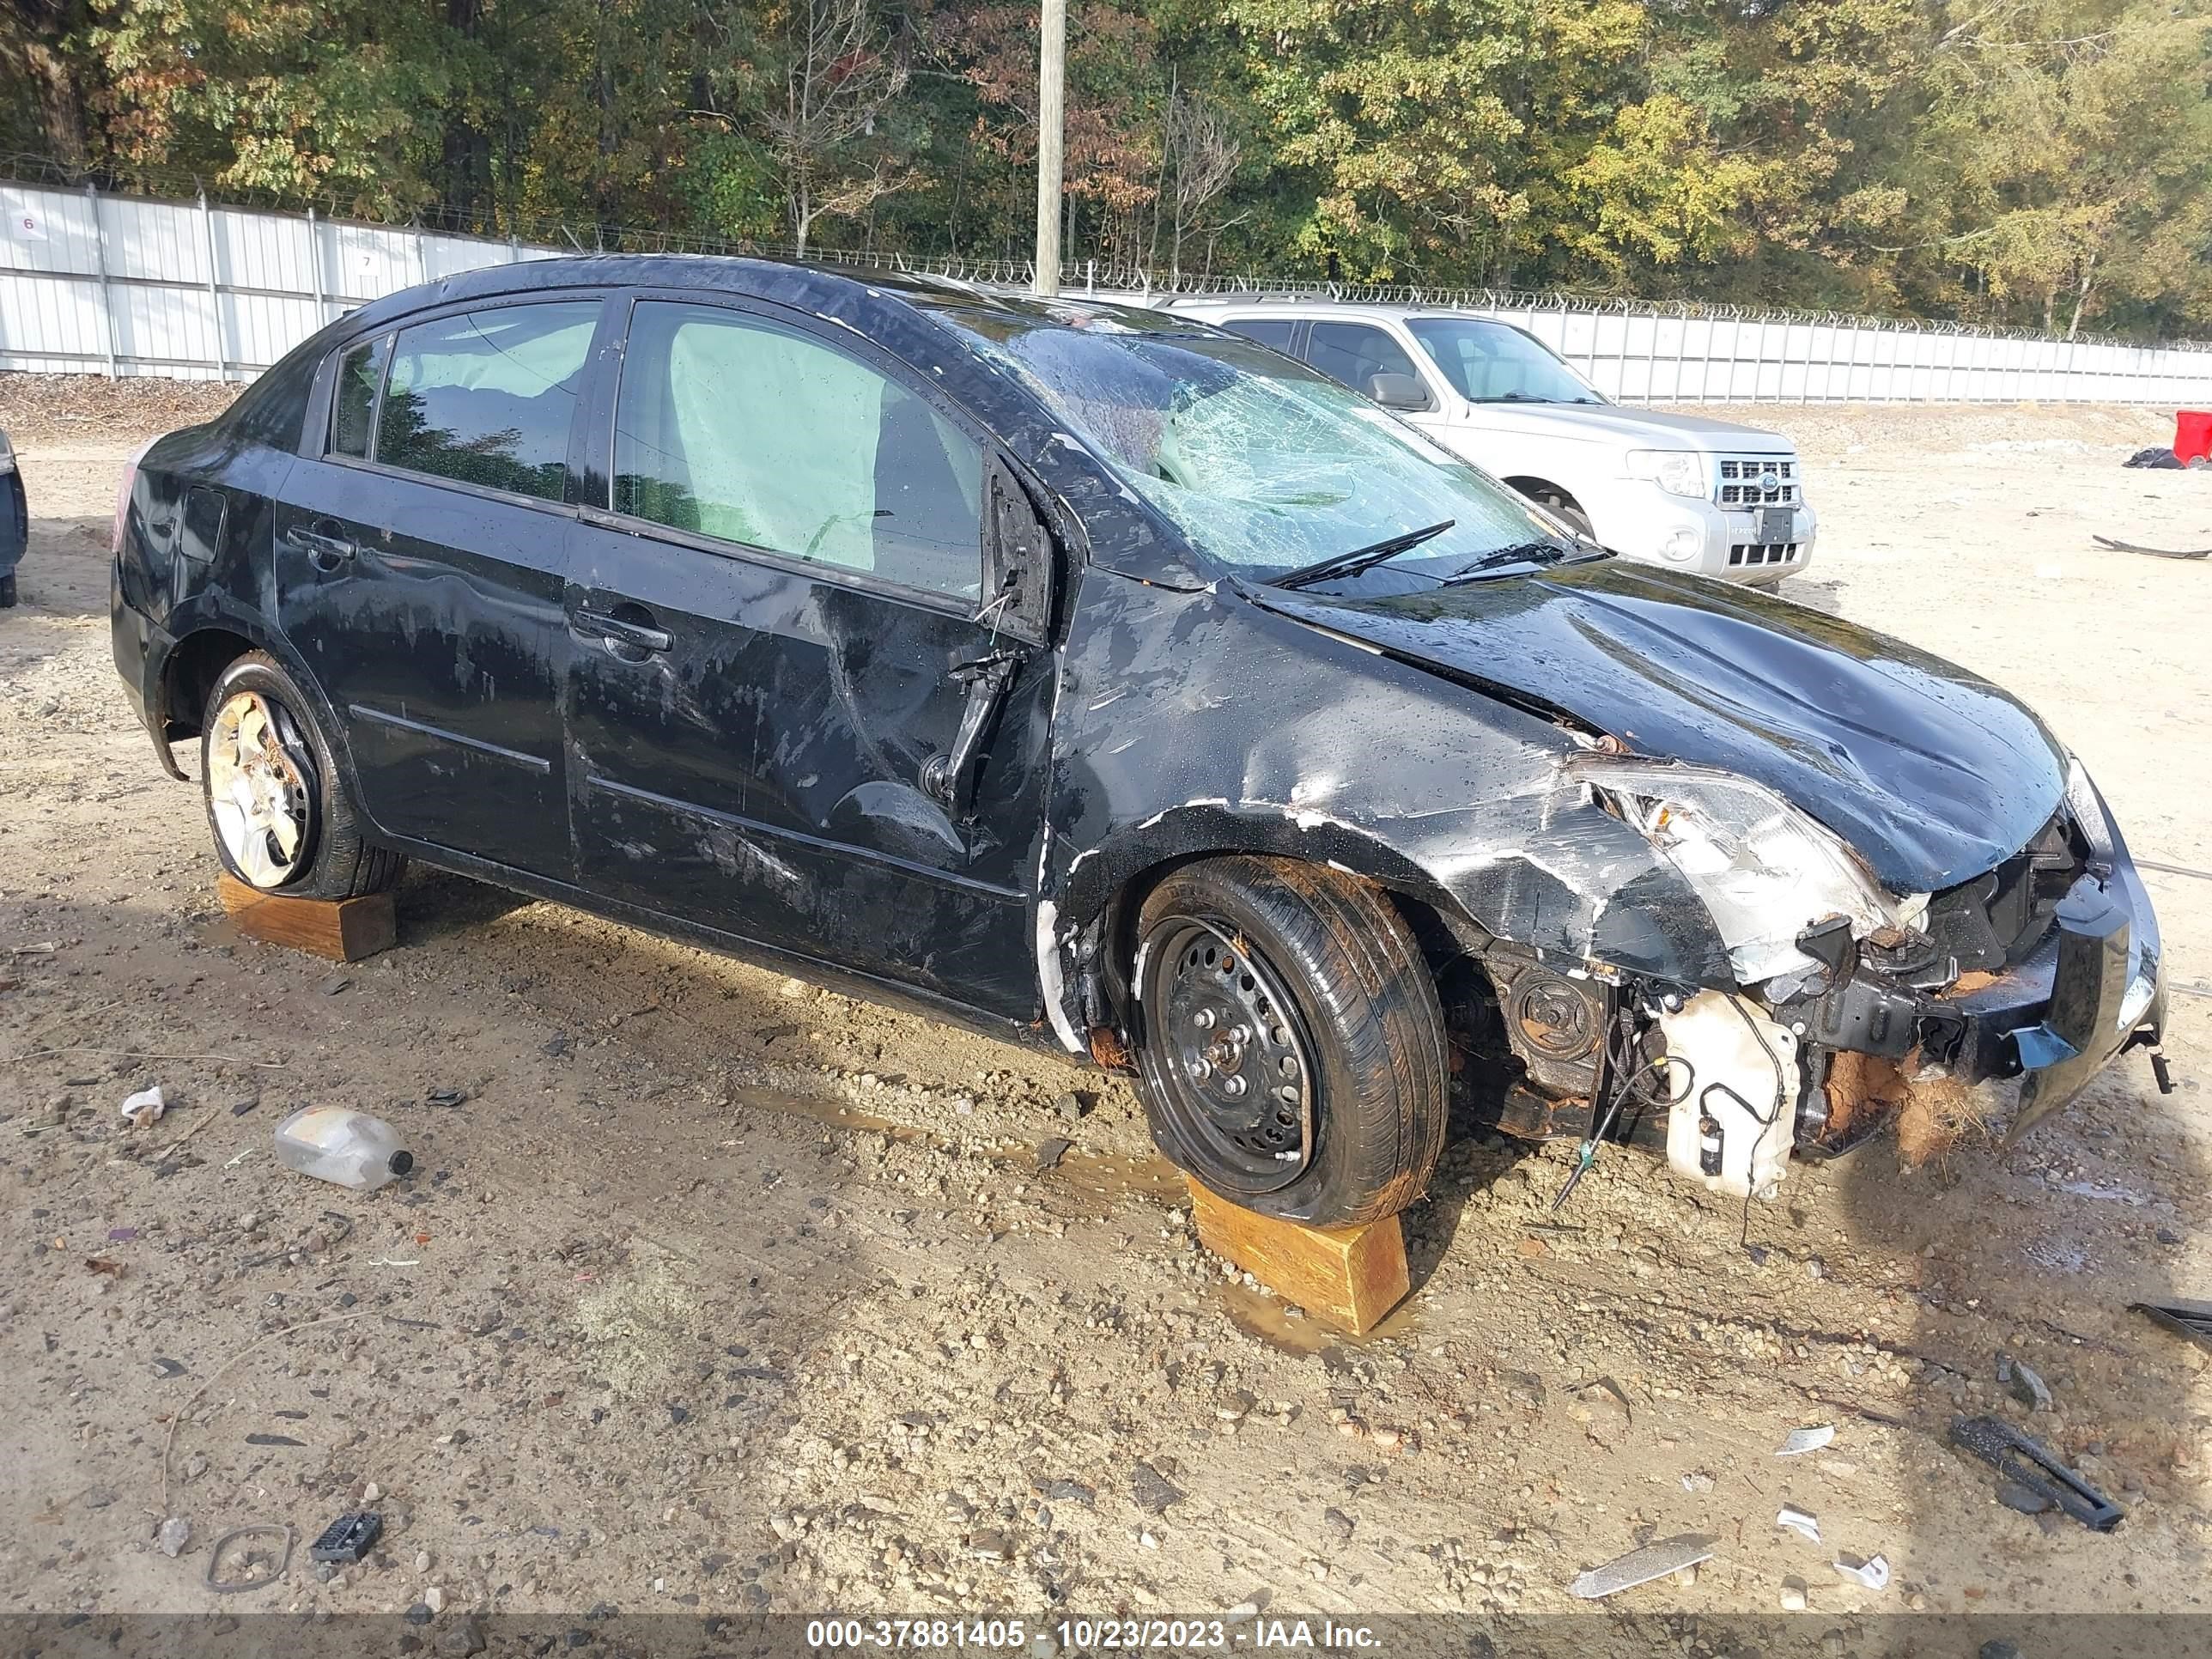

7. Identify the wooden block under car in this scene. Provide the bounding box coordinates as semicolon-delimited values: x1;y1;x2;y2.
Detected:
1186;1175;1410;1336
216;872;397;963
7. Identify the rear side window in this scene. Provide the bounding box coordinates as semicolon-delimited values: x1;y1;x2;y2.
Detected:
329;335;390;459
375;301;599;502
1304;322;1420;399
612;301;983;599
1223;318;1297;351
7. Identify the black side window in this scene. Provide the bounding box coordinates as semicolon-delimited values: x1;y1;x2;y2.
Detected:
375;302;599;502
329;336;390;459
1304;322;1421;400
1224;319;1297;351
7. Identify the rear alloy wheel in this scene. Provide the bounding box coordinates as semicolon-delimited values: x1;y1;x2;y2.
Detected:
199;652;402;899
1134;855;1447;1227
205;689;318;888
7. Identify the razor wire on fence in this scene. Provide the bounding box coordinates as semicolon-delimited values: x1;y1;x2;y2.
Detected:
4;165;2210;405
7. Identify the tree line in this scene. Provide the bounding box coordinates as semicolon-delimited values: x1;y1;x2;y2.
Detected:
3;0;2207;338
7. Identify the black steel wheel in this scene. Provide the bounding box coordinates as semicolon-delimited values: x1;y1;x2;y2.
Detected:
1143;916;1318;1192
1133;855;1448;1227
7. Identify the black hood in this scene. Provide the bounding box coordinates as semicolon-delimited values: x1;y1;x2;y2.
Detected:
1249;560;2067;895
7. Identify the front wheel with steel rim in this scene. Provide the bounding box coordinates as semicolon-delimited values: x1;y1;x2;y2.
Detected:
198;650;402;900
1133;854;1448;1228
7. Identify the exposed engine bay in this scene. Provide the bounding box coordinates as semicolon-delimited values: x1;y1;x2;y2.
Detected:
1439;778;2171;1202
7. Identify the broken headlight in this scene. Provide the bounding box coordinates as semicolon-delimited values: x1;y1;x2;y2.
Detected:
1576;759;1923;986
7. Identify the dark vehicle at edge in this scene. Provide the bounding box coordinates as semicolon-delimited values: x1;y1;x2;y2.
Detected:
110;257;2168;1224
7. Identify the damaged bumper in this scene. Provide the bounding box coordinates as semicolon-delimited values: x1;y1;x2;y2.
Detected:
1792;781;2165;1159
1916;866;2164;1140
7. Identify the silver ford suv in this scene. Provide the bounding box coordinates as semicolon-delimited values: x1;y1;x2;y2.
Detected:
1169;298;1817;585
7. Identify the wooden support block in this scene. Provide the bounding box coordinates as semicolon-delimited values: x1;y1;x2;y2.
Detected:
1186;1175;1409;1336
217;872;397;963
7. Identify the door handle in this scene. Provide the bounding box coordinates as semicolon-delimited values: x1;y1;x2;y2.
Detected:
574;606;673;659
286;523;356;572
921;650;1025;821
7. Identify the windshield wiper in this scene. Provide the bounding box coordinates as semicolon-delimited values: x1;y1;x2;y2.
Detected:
1270;520;1456;591
1471;392;1555;404
1438;539;1576;582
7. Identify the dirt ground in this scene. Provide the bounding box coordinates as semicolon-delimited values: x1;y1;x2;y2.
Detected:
3;380;2209;1646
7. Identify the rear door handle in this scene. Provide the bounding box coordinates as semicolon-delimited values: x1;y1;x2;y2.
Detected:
286;523;356;572
574;607;673;659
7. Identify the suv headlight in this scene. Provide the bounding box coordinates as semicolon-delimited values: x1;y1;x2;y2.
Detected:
1574;758;1925;985
1625;450;1707;498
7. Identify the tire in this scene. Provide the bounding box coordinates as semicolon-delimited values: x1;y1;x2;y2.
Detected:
1133;855;1448;1226
200;650;402;899
1525;486;1594;541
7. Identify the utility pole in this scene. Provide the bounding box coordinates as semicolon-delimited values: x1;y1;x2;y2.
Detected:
1033;0;1065;296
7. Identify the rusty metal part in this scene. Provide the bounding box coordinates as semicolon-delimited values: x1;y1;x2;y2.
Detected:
1086;1024;1131;1070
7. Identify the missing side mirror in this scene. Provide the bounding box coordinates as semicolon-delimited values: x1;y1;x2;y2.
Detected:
982;454;1055;645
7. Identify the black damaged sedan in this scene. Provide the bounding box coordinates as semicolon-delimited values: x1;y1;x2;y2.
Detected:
112;258;2168;1224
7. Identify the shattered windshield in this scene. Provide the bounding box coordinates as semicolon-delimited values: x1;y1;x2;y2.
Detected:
1405;318;1606;405
940;310;1587;585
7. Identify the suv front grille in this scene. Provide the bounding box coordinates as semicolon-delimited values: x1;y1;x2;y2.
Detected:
1717;456;1800;507
1727;543;1801;568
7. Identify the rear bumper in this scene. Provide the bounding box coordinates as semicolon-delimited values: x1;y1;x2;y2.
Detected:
111;557;187;778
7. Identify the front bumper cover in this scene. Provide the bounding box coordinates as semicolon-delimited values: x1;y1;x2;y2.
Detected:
1798;837;2163;1142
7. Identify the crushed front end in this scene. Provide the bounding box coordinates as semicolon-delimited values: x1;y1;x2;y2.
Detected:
1453;755;2166;1200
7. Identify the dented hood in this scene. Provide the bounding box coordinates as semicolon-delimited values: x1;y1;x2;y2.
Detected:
1250;559;2068;895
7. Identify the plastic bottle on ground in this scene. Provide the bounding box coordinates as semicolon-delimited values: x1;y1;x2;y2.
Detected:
273;1106;414;1193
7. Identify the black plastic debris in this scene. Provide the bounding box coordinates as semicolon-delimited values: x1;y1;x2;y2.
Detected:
2130;1297;2212;1354
1950;1415;2123;1531
307;1510;383;1564
2122;446;2185;469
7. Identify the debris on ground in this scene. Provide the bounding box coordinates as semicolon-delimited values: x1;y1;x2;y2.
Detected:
1996;1352;2053;1410
155;1516;191;1558
1779;1577;1810;1610
1036;1136;1073;1172
272;1105;414;1192
118;1085;166;1127
2093;534;2211;560
1776;1425;1836;1456
203;1524;294;1592
1569;1534;1718;1600
1832;1553;1891;1590
2129;1297;2212;1352
2121;446;2185;469
1950;1415;2124;1532
1777;1504;1822;1543
307;1511;383;1564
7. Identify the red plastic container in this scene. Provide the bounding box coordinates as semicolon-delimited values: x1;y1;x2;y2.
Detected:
2177;410;2212;465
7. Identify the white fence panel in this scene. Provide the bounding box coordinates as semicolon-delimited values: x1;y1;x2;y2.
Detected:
5;182;2212;401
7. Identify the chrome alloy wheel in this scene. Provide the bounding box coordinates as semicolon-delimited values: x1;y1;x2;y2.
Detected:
206;690;314;888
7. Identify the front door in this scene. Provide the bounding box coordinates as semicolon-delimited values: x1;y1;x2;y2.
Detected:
271;297;604;878
562;296;1053;1018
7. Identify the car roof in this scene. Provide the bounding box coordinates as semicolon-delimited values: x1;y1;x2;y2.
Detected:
1170;297;1512;325
341;252;1215;343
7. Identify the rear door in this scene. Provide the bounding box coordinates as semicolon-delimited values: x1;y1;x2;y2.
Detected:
270;297;605;878
561;295;1054;1017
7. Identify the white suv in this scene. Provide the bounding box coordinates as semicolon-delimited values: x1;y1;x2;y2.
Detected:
1169;298;1816;585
